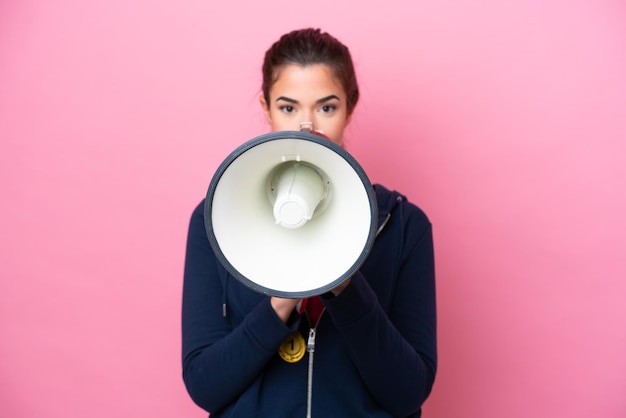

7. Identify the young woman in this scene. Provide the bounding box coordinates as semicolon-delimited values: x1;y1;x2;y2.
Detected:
182;28;437;417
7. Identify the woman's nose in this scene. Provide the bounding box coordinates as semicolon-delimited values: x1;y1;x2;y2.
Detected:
298;110;315;129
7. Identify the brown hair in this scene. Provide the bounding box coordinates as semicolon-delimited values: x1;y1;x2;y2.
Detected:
262;28;359;115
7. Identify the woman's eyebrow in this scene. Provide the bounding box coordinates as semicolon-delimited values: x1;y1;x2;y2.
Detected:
316;95;340;104
275;96;298;104
275;95;341;104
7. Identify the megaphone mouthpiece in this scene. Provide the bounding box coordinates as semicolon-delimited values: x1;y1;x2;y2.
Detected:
271;162;326;229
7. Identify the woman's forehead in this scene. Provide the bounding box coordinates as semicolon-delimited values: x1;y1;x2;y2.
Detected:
270;64;345;97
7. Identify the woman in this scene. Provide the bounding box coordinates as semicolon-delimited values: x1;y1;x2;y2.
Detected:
182;28;437;417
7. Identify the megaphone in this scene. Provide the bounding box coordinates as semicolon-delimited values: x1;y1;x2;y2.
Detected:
204;130;377;298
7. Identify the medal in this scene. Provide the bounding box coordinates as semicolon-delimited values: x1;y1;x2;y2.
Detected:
278;332;306;363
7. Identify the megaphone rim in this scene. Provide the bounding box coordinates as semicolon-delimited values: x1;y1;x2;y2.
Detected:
204;130;378;298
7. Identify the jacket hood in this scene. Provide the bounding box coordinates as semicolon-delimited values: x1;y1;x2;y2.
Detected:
373;184;405;234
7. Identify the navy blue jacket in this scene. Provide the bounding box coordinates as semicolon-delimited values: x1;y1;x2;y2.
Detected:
182;184;437;417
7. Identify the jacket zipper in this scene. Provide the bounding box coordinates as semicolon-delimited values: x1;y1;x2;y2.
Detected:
306;327;316;418
305;305;324;418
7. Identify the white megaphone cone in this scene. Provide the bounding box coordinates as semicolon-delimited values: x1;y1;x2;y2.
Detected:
204;130;377;298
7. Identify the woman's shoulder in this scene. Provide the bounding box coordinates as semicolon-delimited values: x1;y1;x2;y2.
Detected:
191;199;205;216
187;199;208;237
373;183;431;227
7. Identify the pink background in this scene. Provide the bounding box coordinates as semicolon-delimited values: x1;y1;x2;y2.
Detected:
1;1;625;417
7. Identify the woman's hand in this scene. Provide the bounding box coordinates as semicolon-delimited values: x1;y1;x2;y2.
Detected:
270;297;300;323
270;276;351;323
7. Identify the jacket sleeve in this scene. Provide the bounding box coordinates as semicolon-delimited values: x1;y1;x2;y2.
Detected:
323;208;437;417
181;202;299;413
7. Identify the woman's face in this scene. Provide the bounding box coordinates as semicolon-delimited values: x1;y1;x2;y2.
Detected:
260;64;351;147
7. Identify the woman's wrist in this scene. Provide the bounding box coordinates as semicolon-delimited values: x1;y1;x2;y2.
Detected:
270;297;300;323
331;277;352;296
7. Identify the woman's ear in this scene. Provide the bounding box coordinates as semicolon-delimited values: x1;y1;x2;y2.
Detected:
259;96;271;124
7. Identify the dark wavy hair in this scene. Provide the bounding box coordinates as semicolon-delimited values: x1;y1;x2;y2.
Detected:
261;28;359;115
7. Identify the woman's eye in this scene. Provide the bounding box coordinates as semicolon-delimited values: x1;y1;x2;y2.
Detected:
320;105;336;114
279;105;295;114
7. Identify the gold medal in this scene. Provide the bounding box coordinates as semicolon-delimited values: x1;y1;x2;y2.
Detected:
278;332;306;363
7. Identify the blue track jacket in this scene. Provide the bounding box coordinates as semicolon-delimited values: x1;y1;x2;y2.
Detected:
182;184;437;417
